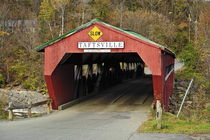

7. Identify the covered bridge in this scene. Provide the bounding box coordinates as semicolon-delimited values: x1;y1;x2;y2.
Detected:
35;19;175;111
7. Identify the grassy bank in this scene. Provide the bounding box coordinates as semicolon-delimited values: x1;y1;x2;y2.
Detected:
139;111;210;135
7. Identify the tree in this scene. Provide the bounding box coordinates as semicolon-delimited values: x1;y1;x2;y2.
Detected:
50;0;70;35
38;0;56;38
114;10;176;48
75;1;92;25
0;31;9;36
90;0;112;21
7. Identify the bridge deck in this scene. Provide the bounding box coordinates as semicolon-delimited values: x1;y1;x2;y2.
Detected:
70;77;153;112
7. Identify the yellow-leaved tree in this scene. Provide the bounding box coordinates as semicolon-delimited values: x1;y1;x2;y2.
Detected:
0;31;9;36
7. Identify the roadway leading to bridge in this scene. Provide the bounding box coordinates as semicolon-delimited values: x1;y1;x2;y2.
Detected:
0;77;195;140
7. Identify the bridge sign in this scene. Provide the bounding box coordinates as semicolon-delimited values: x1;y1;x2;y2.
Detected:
88;26;103;41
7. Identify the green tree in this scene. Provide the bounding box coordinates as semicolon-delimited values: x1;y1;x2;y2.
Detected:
90;0;112;21
38;0;56;38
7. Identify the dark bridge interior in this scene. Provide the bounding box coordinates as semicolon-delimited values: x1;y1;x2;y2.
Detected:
59;53;143;65
57;53;153;106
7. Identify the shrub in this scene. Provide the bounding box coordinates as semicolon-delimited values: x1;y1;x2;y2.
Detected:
0;94;8;120
10;61;29;83
0;73;5;88
22;77;40;91
179;43;200;70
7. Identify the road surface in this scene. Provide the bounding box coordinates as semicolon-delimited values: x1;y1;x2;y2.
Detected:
0;78;196;140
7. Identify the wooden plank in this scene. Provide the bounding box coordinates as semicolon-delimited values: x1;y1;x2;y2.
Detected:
7;99;52;110
7;99;52;120
9;104;29;110
31;100;49;107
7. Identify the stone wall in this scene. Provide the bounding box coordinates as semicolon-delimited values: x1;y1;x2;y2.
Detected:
0;89;49;113
169;78;202;114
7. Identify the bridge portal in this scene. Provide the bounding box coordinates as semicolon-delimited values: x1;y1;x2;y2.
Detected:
35;19;175;111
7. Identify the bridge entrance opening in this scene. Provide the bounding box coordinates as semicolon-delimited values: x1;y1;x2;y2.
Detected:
55;53;153;109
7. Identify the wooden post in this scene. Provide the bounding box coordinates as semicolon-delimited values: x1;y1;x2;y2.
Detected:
8;102;13;121
47;100;52;114
27;101;32;118
156;100;162;129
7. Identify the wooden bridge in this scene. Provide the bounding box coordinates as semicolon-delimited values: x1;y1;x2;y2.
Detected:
35;19;175;112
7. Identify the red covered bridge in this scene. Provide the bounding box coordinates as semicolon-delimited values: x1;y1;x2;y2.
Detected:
35;19;175;111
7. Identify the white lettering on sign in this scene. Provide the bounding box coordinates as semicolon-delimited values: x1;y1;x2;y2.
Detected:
78;42;124;49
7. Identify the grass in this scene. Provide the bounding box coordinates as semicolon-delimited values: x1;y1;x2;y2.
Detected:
0;102;8;120
139;111;210;135
0;94;8;120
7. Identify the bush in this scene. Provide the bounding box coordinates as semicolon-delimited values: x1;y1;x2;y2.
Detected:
0;94;8;120
0;73;5;88
179;43;200;70
0;102;7;120
177;43;210;88
22;77;40;91
22;76;47;93
10;61;29;83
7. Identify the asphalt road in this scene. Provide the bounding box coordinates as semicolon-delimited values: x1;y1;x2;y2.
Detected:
0;78;196;140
